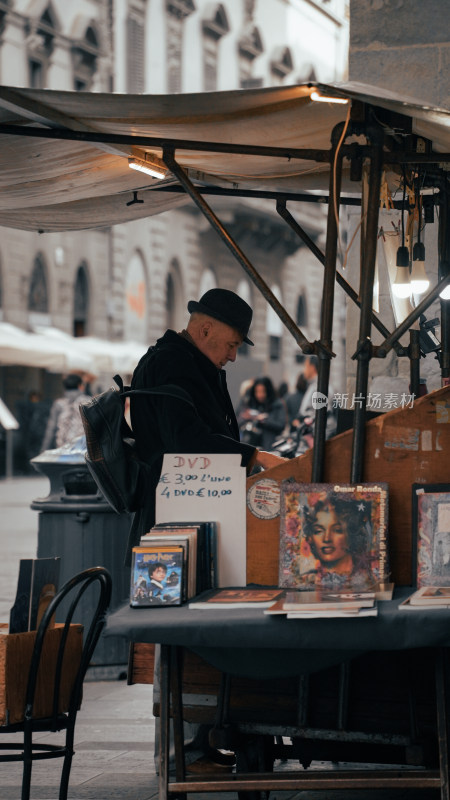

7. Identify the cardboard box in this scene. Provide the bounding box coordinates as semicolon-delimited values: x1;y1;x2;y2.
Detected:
0;623;83;726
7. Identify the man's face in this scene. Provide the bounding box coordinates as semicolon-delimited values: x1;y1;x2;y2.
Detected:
151;566;167;583
200;319;243;369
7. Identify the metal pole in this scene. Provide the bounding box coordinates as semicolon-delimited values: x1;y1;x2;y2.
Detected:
276;199;404;354
311;122;344;482
409;329;421;399
350;127;384;484
438;186;450;387
377;274;450;357
163;147;316;355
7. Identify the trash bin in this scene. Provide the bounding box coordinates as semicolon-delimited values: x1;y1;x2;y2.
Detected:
31;437;131;678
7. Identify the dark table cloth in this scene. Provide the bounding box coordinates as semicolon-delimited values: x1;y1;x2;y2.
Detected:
105;587;450;677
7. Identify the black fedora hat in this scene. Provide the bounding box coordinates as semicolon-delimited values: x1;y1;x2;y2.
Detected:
187;288;254;345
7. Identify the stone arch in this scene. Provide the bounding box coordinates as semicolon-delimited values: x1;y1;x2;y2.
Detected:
166;257;185;331
125;250;148;342
28;252;49;313
73;261;90;336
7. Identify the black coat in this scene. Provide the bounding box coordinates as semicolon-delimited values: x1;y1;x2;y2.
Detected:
126;330;256;561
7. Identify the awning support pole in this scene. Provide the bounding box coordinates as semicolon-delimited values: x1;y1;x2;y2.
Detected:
311;123;344;482
276;199;404;355
438;185;450;387
409;329;421;399
162;147;317;355
350;126;384;484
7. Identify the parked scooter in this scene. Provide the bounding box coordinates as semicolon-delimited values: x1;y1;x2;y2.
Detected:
270;417;315;458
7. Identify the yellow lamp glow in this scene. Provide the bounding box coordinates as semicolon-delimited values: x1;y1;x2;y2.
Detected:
128;157;166;180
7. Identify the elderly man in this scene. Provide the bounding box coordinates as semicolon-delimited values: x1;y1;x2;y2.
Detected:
127;287;286;773
127;287;285;556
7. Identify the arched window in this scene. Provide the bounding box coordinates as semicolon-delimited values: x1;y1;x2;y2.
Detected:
199;268;217;297
73;263;90;337
296;292;308;328
126;2;145;93
26;3;58;88
71;20;100;91
270;45;293;84
236;278;252;356
238;24;264;88
0;0;11;36
0;257;3;320
166;0;195;93
202;3;229;91
125;251;148;342
28;253;48;313
266;284;282;361
166;258;185;331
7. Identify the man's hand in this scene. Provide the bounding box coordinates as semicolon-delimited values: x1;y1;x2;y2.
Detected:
255;450;288;469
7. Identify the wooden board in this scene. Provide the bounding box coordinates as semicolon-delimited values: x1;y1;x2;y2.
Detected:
246;385;450;586
0;623;82;726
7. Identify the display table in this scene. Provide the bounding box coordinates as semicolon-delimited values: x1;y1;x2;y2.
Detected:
105;588;450;799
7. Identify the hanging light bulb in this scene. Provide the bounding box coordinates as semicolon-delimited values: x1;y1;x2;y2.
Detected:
392;246;411;298
411;241;430;294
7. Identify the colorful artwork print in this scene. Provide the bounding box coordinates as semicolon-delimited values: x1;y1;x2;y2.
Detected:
130;547;184;606
415;487;450;587
279;483;389;591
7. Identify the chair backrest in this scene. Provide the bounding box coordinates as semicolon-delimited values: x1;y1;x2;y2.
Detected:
23;566;112;727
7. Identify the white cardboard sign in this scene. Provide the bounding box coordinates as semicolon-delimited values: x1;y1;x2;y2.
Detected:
155;453;246;587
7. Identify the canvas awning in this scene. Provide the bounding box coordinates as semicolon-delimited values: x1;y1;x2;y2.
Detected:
0;80;448;232
0;322;148;375
0;322;96;372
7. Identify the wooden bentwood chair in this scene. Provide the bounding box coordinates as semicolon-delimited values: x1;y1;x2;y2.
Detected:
0;566;112;800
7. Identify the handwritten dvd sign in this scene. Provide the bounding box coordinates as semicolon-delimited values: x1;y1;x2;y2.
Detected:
156;453;246;587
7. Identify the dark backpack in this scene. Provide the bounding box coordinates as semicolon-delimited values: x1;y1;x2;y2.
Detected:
79;374;195;514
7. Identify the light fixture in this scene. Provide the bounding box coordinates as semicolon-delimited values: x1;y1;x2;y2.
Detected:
128;157;166;180
392;246;411;298
440;285;450;300
411;241;430;294
310;90;348;104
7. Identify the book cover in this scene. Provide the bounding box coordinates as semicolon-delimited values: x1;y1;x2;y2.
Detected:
408;585;450;606
9;557;60;634
412;484;450;588
130;546;185;607
286;606;378;619
140;531;197;599
150;521;212;593
279;482;389;592
188;587;283;609
281;589;375;611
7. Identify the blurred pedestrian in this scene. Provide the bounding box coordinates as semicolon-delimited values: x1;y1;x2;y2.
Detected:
237;376;286;450
16;390;51;471
285;372;308;427
292;356;336;440
41;374;90;451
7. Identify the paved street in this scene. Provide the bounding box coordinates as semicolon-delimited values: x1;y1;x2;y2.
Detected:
0;475;437;799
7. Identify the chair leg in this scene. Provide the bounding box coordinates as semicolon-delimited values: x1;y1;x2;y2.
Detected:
59;750;74;800
21;726;32;800
59;721;76;800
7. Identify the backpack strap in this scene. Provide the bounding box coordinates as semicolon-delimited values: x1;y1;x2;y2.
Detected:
113;374;196;409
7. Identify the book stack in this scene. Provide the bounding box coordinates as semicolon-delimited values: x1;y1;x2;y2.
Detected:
9;557;61;633
188;587;284;609
130;522;217;607
400;585;450;610
264;589;378;618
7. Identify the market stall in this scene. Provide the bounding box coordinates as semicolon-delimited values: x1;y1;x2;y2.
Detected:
1;79;450;798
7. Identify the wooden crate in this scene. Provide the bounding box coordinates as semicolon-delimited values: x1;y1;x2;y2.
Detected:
0;623;83;726
246;385;450;586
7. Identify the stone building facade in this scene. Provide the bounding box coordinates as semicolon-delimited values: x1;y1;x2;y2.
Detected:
0;0;350;470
